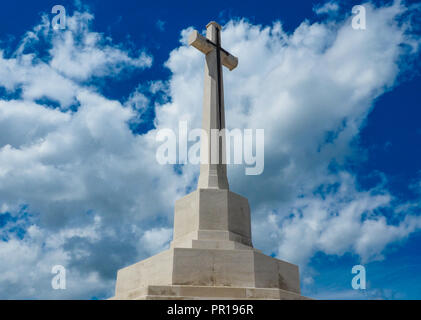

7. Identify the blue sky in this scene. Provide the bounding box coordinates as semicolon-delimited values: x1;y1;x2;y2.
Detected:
0;0;420;299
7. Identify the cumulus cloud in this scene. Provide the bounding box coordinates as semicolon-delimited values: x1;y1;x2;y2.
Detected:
0;11;151;108
0;210;112;299
140;227;173;255
0;10;186;299
48;12;152;81
254;173;421;266
0;1;420;299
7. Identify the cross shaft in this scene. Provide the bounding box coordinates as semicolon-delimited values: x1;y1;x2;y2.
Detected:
188;22;238;190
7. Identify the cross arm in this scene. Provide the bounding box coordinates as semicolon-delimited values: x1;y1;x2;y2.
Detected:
220;50;238;71
188;30;214;54
188;30;238;71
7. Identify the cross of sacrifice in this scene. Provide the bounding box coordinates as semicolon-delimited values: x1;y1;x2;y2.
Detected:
188;21;238;190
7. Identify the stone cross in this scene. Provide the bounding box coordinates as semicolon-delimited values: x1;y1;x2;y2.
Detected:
188;22;238;190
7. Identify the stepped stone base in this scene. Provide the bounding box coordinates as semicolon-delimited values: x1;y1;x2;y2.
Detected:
110;246;307;300
110;285;308;300
110;189;308;300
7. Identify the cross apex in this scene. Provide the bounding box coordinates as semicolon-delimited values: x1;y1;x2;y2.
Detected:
188;29;238;71
206;21;222;30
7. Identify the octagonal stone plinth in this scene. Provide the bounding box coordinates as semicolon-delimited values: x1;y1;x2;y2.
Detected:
172;189;252;249
112;246;301;300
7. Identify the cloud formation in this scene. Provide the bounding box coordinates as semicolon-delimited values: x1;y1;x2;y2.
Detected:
0;11;180;299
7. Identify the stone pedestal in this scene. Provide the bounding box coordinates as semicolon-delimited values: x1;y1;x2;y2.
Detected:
110;189;308;300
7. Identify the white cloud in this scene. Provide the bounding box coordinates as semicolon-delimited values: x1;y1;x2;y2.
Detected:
140;227;172;255
48;12;152;81
264;173;421;265
314;1;340;15
0;10;186;299
0;214;112;299
125;90;149;111
0;11;152;109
